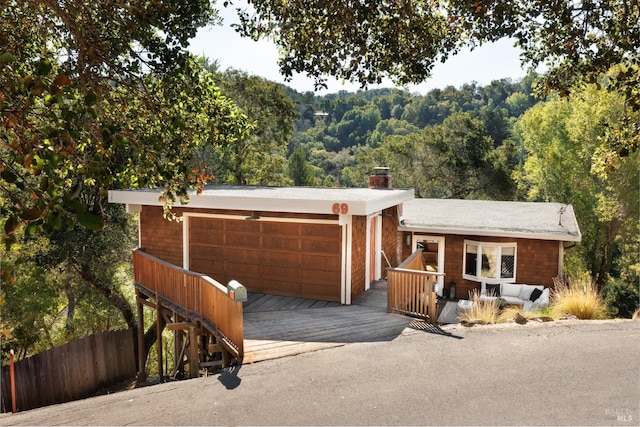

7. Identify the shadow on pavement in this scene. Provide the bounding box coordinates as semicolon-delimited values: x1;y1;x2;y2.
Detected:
408;319;464;339
218;365;242;390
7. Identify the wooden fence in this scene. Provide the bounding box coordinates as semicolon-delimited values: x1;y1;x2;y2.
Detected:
1;329;135;413
387;249;444;323
133;249;244;358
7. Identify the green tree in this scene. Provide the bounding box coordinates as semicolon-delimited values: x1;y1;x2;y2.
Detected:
208;69;296;185
1;1;249;244
235;0;639;110
505;92;534;117
333;104;381;148
515;85;639;291
344;112;516;199
1;1;251;364
422;112;514;198
288;147;315;186
0;233;62;362
368;119;419;148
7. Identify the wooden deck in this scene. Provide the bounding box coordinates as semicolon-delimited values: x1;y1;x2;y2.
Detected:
242;281;414;363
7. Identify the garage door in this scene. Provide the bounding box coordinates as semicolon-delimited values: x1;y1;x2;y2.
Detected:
188;216;342;301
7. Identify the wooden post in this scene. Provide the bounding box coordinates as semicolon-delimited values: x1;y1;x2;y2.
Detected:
428;275;437;324
188;326;199;378
136;291;146;383
173;312;181;378
9;349;16;413
221;347;230;369
156;301;164;382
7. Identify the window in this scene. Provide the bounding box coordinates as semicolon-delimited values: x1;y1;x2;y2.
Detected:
463;240;516;282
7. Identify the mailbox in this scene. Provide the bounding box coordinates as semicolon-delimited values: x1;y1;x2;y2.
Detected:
227;280;247;302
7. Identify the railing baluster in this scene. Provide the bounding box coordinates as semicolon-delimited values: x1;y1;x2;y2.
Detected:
387;249;444;324
132;249;244;358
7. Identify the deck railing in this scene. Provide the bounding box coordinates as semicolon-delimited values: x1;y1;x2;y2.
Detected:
132;249;244;358
387;249;444;323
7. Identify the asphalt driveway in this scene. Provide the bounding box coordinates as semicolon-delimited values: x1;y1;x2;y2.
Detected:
1;319;638;426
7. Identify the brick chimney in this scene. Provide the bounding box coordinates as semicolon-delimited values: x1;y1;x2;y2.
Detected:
369;167;392;189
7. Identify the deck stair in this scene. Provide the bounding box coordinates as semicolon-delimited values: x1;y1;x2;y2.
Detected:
133;250;244;382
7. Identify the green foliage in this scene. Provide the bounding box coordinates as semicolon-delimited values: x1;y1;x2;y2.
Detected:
1;234;62;362
290;77;535;187
515;84;639;286
236;0;640;110
368;119;419;148
343;112;516;199
1;205;136;361
288;147;315;186
204;68;296;185
236;1;453;89
333;104;381;148
602;279;640;319
1;1;249;243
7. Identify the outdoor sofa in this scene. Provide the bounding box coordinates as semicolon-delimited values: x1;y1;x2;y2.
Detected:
479;282;550;311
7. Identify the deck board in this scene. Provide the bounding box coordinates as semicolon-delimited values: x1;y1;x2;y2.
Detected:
243;280;413;364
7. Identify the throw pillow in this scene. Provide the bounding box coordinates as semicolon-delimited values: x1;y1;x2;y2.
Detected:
539;288;550;306
486;283;500;297
529;288;543;302
501;283;521;297
518;286;534;301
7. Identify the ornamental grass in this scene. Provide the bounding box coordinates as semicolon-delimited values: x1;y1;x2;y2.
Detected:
459;290;500;324
551;275;607;320
496;306;546;323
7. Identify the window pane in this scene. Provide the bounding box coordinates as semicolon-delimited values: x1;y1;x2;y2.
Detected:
501;247;515;278
465;244;477;276
480;246;497;278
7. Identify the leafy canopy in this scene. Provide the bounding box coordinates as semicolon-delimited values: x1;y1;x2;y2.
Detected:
1;1;249;244
515;84;639;287
233;0;639;108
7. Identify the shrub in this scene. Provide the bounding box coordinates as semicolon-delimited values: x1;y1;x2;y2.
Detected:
533;305;557;319
459;290;500;324
602;279;640;318
551;275;607;320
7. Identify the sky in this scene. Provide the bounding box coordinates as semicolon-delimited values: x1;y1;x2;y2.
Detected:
187;5;531;95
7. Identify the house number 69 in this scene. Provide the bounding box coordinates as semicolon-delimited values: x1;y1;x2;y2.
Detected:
332;203;349;215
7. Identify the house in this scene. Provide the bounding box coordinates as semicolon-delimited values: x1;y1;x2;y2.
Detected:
108;178;581;304
108;182;414;304
398;199;582;299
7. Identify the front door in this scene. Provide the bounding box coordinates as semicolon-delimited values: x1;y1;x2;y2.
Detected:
412;235;445;297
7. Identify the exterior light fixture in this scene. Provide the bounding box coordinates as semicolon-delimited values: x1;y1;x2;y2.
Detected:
245;211;261;220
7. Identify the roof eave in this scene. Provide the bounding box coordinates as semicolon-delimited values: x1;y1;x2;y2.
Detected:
398;225;582;242
108;188;414;217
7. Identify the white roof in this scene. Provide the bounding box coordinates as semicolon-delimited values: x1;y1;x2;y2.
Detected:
108;185;415;216
400;199;581;242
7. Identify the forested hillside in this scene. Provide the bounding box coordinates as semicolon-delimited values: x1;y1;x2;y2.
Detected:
284;76;538;199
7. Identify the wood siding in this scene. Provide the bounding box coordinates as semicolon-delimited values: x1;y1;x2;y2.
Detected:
350;216;366;301
443;235;561;299
382;207;403;267
138;205;423;303
140;206;183;266
400;232;562;300
189;215;342;301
